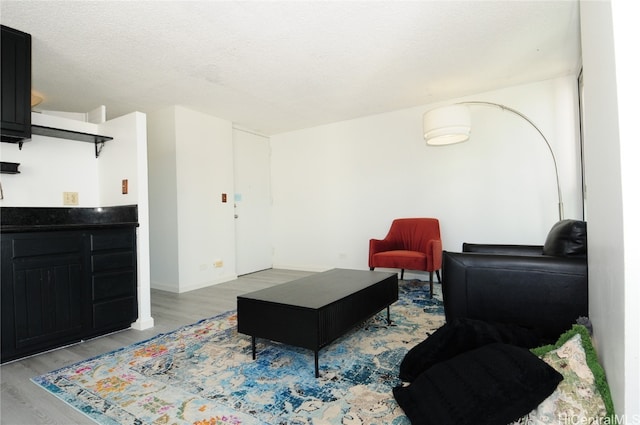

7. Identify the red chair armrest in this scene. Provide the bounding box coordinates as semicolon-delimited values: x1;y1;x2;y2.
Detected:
430;239;443;269
369;238;396;253
369;238;396;267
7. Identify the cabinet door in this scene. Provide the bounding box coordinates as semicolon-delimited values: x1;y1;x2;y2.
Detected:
1;232;86;363
13;257;84;350
1;25;31;141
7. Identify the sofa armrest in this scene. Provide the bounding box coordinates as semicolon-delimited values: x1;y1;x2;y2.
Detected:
462;243;544;256
442;251;588;341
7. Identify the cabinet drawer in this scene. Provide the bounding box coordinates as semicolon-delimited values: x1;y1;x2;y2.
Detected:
92;271;135;302
11;233;83;258
90;230;134;251
93;297;137;330
92;251;134;272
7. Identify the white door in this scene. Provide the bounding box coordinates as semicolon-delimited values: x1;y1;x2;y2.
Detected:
233;128;273;275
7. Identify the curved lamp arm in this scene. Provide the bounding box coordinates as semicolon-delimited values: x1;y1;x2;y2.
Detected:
423;101;564;220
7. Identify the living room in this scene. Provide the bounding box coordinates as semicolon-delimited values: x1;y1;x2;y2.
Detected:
0;0;637;422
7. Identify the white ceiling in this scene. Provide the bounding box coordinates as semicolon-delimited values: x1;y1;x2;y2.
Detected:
1;1;581;136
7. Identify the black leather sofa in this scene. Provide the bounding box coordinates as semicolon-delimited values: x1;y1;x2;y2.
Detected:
442;220;588;342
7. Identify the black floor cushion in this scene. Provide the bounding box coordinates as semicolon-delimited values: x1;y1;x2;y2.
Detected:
399;318;540;382
393;343;563;425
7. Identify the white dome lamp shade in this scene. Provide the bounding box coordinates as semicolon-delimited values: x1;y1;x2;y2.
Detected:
423;104;471;146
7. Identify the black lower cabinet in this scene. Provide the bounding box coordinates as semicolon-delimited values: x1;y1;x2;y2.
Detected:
1;227;138;363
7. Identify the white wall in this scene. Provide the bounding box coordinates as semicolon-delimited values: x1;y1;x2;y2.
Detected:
175;106;236;291
581;0;639;418
146;107;180;292
0;113;100;206
270;77;582;277
98;113;143;205
612;0;640;416
147;106;236;293
0;111;147;208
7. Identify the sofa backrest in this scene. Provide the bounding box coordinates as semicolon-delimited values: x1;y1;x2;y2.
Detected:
542;219;587;257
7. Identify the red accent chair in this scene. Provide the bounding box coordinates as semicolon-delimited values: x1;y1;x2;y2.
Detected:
369;218;443;298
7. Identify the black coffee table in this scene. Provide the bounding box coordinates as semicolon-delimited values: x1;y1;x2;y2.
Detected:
237;268;398;377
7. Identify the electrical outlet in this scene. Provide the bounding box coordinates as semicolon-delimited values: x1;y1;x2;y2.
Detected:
214;260;224;268
63;192;79;205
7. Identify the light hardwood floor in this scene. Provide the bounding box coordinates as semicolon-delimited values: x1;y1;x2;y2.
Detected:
0;269;314;425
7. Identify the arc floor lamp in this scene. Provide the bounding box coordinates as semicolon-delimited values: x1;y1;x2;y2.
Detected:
423;101;564;220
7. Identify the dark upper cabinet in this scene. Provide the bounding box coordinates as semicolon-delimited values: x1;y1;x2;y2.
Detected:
1;25;32;142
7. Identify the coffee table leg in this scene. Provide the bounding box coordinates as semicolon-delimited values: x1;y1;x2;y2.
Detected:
387;306;391;324
252;336;256;360
315;351;319;378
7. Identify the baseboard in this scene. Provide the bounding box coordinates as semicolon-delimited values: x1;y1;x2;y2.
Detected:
131;316;155;330
151;281;179;293
177;274;239;293
151;274;238;293
271;263;332;273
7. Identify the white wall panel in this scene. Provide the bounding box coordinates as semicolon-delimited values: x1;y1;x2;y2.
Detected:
147;107;180;292
581;0;639;416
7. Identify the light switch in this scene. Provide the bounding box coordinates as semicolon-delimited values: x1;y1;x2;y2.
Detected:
63;192;79;205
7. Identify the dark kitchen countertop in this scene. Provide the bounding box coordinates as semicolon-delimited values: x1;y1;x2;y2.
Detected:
0;205;138;233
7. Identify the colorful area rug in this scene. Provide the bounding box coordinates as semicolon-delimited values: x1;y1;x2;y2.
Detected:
32;279;444;425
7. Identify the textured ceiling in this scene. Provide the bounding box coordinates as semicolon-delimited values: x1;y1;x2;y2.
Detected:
0;1;581;136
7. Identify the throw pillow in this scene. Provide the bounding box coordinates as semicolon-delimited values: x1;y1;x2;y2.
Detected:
512;325;614;424
513;333;607;424
542;219;587;257
399;318;540;382
393;343;563;425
